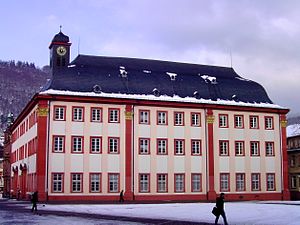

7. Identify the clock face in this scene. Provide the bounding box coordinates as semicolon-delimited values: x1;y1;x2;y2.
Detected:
56;46;67;56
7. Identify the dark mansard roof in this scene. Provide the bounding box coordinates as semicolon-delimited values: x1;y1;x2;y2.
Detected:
44;54;273;104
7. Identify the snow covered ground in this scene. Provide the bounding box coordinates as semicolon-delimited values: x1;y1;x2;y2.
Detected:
25;200;300;225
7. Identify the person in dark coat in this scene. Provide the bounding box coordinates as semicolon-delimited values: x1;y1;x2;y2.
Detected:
31;191;38;212
215;193;228;225
119;190;124;203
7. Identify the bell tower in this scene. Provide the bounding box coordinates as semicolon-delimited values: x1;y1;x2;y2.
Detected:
49;27;71;75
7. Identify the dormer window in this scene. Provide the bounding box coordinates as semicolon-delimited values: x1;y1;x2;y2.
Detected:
93;85;102;93
119;66;127;78
166;72;177;81
153;88;160;97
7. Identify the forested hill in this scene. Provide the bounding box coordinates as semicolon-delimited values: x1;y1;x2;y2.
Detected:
0;60;51;135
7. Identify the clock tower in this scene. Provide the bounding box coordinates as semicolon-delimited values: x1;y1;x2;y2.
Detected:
49;28;71;74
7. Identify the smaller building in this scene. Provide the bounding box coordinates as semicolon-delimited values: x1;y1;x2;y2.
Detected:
287;124;300;200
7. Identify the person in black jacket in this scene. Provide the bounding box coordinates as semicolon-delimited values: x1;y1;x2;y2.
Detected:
119;190;124;203
31;191;38;212
215;193;228;225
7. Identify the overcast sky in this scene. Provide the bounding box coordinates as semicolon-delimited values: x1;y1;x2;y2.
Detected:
1;0;299;115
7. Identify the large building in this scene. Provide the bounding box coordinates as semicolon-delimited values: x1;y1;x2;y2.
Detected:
287;124;300;200
5;31;290;202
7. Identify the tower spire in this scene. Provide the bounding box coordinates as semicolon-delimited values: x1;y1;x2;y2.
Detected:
59;25;62;32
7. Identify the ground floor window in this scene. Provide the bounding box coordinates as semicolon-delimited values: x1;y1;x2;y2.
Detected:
266;173;275;191
191;174;201;192
71;173;82;192
139;174;150;192
108;174;119;193
175;174;185;192
220;173;230;192
90;173;101;192
157;174;167;192
52;173;63;192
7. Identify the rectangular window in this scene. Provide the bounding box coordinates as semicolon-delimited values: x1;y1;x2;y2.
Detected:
139;110;150;124
290;155;295;167
220;173;230;192
54;106;66;121
72;136;83;153
90;137;102;153
219;140;229;156
175;139;185;155
265;116;274;130
90;173;101;193
72;107;84;122
249;115;259;129
250;141;260;156
265;142;274;156
174;112;184;126
234;115;244;128
251;173;260;191
175;174;185;192
266;173;275;191
109;108;120;123
53;136;65;153
191;174;202;192
139;174;150;193
191;140;201;155
235;141;244;156
139;138;150;154
219;114;228;128
71;173;82;192
157;139;167;155
91;107;102;122
52;173;63;193
191;113;201;127
108;137;119;154
108;174;119;193
291;176;297;189
157;174;167;193
236;173;245;191
157;111;167;125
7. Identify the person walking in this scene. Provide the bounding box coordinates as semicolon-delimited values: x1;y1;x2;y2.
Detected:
214;193;228;225
31;191;38;212
119;190;124;203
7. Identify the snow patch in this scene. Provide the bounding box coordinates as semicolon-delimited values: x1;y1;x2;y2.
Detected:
143;70;151;74
119;66;127;77
236;76;251;82
201;75;217;84
166;72;177;81
68;64;76;68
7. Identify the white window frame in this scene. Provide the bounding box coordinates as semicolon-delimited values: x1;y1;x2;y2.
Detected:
191;113;200;127
175;174;184;192
191;174;201;192
157;174;167;192
91;137;101;153
109;109;119;123
157;139;167;155
220;141;229;156
251;142;259;156
72;137;83;153
220;173;229;192
234;115;244;128
54;107;65;120
108;174;119;193
175;139;184;155
53;173;63;192
139;174;150;192
91;108;102;122
90;173;101;193
157;111;167;125
219;114;228;128
174;112;184;126
251;173;260;191
265;142;274;156
139;138;150;154
71;173;82;192
139;110;150;124
250;115;259;129
236;173;245;191
235;141;244;156
54;136;64;152
191;140;201;155
266;174;275;191
109;138;119;154
73;107;83;121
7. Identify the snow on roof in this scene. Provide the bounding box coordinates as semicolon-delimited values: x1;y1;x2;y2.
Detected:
287;124;300;138
40;89;285;110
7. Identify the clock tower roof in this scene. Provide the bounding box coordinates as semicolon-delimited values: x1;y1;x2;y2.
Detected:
49;31;71;49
